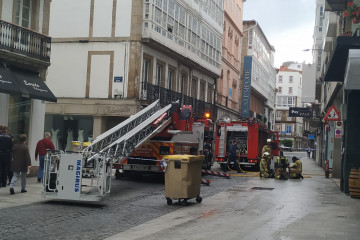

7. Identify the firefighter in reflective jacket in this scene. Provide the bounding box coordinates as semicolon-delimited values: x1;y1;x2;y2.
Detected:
260;152;271;178
289;156;304;179
274;151;289;180
261;139;273;168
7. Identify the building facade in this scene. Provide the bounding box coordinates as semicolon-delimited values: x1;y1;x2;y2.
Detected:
275;65;305;149
45;0;223;150
240;20;276;129
216;0;245;121
0;0;56;172
321;0;359;194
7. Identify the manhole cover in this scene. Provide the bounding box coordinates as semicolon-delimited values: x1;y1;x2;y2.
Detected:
251;187;275;190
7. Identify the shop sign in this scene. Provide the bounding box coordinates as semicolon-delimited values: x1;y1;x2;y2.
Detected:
241;56;252;118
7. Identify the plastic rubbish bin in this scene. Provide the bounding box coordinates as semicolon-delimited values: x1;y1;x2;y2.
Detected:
163;155;204;205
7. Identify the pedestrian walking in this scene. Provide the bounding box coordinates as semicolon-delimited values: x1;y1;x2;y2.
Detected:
0;125;13;187
307;146;311;158
9;134;31;194
35;132;55;182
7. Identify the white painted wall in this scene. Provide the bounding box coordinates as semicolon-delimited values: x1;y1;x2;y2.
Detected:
49;0;91;38
89;55;110;98
93;0;113;37
46;42;128;98
115;0;132;37
28;100;46;167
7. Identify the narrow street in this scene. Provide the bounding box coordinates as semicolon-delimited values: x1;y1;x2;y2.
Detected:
0;152;359;240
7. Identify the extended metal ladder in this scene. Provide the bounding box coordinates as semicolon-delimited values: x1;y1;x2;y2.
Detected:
83;100;173;163
83;100;161;154
42;100;174;202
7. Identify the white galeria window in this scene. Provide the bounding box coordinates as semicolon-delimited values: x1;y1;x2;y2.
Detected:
16;0;31;28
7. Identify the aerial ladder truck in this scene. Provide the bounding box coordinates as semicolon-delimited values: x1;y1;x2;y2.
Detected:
41;100;213;202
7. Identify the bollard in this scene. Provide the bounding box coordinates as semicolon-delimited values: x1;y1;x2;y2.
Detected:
325;160;329;178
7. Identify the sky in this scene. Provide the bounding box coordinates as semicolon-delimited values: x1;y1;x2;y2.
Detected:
243;0;316;68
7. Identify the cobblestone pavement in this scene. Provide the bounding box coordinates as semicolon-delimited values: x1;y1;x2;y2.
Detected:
0;166;248;240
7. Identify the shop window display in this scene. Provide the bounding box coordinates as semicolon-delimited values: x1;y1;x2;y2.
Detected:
44;115;93;151
7;95;31;141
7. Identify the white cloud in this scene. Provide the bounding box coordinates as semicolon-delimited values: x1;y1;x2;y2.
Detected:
243;0;316;68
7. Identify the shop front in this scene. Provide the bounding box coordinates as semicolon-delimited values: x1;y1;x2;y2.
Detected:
0;63;57;173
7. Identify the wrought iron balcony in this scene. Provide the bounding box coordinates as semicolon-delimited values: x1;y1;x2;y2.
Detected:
0;20;51;63
140;82;217;120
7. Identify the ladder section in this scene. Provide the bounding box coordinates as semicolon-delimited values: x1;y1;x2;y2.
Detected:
87;103;173;163
83;100;161;154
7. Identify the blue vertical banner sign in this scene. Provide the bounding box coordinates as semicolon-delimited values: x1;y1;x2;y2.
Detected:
241;56;252;118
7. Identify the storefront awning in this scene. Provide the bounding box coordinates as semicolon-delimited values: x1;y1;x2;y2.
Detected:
0;65;23;96
9;68;57;102
324;36;360;82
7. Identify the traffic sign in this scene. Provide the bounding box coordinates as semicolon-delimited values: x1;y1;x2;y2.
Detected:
323;105;341;122
335;128;342;138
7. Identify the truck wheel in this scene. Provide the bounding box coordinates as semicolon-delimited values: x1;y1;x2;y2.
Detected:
196;196;202;203
166;198;172;205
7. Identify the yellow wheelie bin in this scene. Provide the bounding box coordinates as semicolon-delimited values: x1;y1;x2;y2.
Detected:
163;155;204;205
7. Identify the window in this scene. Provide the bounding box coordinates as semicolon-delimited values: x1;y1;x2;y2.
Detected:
156;64;163;86
286;125;292;133
142;59;150;83
289;76;293;83
168;69;174;90
16;0;31;28
276;111;281;118
191;78;197;98
288;87;293;94
200;81;205;101
207;84;212;103
278;75;283;83
278;87;282;94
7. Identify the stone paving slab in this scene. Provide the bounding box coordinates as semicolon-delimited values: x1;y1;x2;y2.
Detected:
106;154;360;240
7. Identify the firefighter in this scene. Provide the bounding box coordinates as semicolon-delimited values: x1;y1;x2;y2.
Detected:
228;140;241;173
262;138;273;168
289;156;304;179
274;151;289;180
260;152;272;178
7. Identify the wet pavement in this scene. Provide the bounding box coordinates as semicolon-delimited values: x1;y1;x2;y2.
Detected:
107;152;360;240
1;152;359;240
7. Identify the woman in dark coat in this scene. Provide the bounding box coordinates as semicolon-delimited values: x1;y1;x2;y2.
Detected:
9;134;31;194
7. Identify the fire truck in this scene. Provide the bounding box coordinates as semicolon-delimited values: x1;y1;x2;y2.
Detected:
41;100;214;202
215;119;279;171
113;104;215;177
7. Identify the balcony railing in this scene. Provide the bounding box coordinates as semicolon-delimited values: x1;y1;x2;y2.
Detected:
0;20;51;62
140;82;217;120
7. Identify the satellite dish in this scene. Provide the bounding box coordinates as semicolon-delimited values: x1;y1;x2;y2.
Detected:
220;115;232;123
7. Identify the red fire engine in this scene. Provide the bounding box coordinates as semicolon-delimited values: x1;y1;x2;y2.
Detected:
215;119;279;171
113;103;215;177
